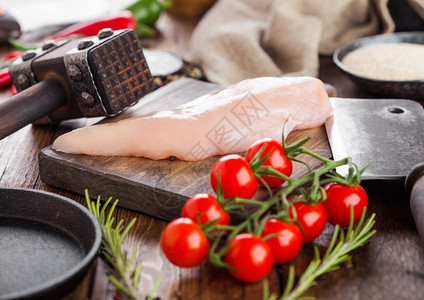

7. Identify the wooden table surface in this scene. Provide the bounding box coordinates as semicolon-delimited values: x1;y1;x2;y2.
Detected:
1;12;424;300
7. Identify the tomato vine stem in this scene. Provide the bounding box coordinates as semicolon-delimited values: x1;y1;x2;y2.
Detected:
208;138;371;277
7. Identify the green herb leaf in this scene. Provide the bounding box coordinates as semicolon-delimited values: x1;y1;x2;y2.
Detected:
263;209;376;300
85;190;161;300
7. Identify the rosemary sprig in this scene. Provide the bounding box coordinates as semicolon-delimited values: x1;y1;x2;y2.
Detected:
84;190;161;300
265;208;376;300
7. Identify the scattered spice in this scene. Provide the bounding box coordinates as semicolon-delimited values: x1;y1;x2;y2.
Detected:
153;60;206;87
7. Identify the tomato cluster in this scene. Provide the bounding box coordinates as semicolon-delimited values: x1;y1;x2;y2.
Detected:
160;137;368;283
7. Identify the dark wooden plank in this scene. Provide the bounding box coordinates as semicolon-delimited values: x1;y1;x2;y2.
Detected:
38;78;332;221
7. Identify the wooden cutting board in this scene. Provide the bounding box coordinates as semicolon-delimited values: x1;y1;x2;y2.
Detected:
39;78;331;221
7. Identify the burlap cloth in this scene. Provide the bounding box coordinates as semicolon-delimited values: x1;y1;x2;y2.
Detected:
190;0;422;85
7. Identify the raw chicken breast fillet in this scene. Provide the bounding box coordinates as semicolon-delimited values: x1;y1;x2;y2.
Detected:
52;76;332;161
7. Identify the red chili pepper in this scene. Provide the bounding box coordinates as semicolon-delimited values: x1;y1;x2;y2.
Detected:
52;11;137;39
11;84;17;95
0;68;12;88
0;50;19;88
4;50;22;61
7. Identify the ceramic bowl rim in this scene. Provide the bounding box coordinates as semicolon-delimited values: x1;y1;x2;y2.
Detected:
333;31;424;84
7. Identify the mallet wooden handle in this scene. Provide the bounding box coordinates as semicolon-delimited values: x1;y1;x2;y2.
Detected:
406;162;424;243
0;79;66;140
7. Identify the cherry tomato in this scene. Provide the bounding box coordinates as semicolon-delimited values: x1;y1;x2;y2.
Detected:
181;193;230;227
323;183;368;227
261;218;303;264
288;201;327;243
160;218;209;268
224;233;273;282
210;154;257;199
245;138;293;187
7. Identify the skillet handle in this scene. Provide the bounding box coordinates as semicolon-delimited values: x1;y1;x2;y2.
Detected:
405;162;424;242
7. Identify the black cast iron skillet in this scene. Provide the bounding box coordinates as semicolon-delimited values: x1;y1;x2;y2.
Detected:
0;187;101;300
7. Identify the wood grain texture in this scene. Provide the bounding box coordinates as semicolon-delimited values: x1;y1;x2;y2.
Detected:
1;8;424;300
38;78;332;221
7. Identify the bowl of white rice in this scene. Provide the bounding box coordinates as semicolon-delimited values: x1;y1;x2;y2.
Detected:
333;32;424;101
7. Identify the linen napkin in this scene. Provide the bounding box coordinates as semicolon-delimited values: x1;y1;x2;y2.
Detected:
190;0;398;85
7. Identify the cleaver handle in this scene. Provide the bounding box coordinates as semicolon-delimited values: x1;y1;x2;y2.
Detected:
405;162;424;242
0;79;66;140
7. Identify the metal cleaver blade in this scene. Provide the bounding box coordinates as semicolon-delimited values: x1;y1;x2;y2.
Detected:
325;98;424;181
